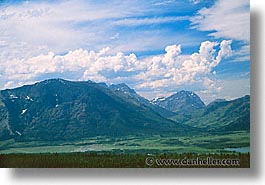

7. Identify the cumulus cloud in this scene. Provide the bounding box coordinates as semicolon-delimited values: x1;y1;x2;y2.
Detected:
1;40;233;101
135;40;232;92
190;0;250;42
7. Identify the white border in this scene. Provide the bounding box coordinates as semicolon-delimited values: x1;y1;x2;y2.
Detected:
0;0;264;184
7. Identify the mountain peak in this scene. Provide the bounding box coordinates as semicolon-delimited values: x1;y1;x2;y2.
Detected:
43;78;68;83
34;78;70;87
109;83;136;94
156;90;205;114
175;90;196;97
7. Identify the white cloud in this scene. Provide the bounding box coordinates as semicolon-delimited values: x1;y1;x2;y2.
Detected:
0;0;248;103
0;0;202;61
0;1;85;53
197;77;250;104
190;0;250;42
1;40;233;103
0;0;164;58
152;0;176;6
114;16;189;26
190;0;201;5
231;44;250;62
135;40;232;92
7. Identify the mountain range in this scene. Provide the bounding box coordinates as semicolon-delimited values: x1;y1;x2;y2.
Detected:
0;79;250;142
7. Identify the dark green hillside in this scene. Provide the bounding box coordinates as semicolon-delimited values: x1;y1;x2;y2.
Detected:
0;78;250;143
181;95;250;132
0;79;194;142
0;95;11;139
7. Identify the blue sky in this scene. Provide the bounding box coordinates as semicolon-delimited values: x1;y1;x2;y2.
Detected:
0;0;250;103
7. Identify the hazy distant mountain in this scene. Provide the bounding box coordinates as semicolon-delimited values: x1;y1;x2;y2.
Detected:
153;90;206;114
110;83;137;94
0;79;192;142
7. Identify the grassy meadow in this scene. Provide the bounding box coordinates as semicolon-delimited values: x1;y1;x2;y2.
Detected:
0;131;249;168
0;131;249;154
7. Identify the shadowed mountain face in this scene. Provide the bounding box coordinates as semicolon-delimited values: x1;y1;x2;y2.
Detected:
0;79;194;142
183;95;250;132
0;79;250;142
170;95;250;132
152;90;206;114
